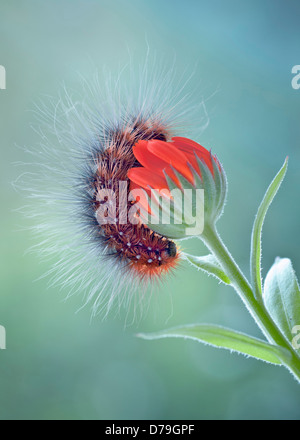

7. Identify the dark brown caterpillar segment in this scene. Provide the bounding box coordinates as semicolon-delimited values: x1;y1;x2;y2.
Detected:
92;116;179;279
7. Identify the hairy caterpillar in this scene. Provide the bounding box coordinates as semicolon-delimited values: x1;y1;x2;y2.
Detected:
22;61;208;317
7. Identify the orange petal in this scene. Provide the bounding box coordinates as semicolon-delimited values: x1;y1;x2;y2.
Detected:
172;137;213;174
173;148;201;176
128;167;169;191
147;140;194;184
133;140;187;188
172;137;209;156
133;140;168;172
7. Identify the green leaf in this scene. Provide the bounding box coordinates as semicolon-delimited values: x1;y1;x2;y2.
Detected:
137;324;289;365
183;253;231;285
263;257;300;354
250;158;288;298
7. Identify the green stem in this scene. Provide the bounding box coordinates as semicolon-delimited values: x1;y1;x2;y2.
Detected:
201;224;300;383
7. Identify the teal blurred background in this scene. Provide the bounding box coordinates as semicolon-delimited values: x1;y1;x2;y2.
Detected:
1;0;300;420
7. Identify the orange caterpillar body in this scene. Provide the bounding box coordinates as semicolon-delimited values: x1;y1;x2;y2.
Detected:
91;117;179;280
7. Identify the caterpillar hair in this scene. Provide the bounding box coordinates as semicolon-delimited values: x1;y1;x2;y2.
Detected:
20;58;209;318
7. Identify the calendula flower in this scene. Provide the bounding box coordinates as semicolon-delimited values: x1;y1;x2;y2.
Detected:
20;60;300;385
128;137;227;239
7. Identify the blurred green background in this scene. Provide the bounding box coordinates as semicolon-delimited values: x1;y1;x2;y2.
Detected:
1;0;300;420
